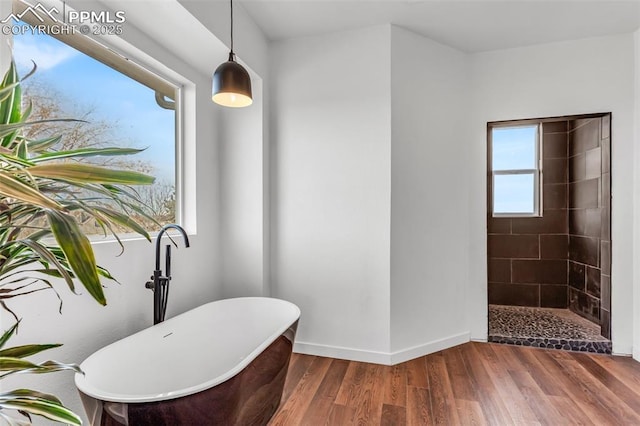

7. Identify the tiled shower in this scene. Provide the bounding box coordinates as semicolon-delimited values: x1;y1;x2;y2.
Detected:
487;114;612;351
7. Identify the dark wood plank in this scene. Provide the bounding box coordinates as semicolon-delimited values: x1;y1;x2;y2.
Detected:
549;354;640;424
280;353;316;403
474;343;539;424
426;352;460;424
380;404;406;426
268;356;332;426
513;344;569;396
458;343;514;424
548;395;596;426
407;385;433;426
383;363;407;407
456;399;488;426
571;352;640;416
300;358;350;424
508;369;565;425
334;361;368;406
405;356;429;388
352;363;386;425
326;403;355;425
531;347;619;425
442;345;477;401
592;354;640;392
488;342;527;372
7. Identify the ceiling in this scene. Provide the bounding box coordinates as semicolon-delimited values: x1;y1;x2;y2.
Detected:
240;0;640;52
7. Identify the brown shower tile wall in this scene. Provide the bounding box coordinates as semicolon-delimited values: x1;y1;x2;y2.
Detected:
568;116;611;338
488;122;569;309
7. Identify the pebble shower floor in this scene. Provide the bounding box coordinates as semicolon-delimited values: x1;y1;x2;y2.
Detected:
488;304;612;354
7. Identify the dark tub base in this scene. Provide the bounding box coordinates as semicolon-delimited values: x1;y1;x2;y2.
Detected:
80;324;297;426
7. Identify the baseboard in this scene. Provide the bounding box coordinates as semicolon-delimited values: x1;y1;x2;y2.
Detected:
389;332;471;365
293;341;392;365
294;332;471;366
615;345;633;357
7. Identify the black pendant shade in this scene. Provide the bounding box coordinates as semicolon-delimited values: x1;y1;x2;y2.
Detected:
212;0;253;108
212;52;252;107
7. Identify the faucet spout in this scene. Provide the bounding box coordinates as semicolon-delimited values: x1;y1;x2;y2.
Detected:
155;224;190;271
148;224;190;325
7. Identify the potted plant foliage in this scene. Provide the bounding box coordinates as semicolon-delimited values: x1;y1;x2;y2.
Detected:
0;59;156;424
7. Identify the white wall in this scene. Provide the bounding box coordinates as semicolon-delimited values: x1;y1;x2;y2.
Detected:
0;0;269;424
389;26;470;361
218;79;270;297
468;34;637;354
270;26;393;362
634;29;640;360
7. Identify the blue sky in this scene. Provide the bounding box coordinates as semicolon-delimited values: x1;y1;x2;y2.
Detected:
13;28;175;183
492;126;537;171
492;125;537;214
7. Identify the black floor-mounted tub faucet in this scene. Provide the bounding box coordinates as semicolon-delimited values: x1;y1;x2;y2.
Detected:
145;224;190;324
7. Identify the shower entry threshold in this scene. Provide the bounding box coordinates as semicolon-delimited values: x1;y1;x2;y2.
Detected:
488;305;612;354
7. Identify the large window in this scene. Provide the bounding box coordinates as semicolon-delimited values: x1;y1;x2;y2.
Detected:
11;2;179;234
490;124;541;216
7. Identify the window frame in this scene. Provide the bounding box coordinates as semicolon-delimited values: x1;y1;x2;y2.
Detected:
11;0;186;236
489;123;543;218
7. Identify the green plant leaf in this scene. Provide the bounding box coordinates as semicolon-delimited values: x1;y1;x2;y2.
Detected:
0;357;81;377
0;152;35;169
0;60;20;125
0;60;30;149
0;390;82;425
31;147;145;163
33;360;82;374
28;163;155;185
0;171;62;210
0;274;63;313
0;344;61;359
25;135;61;153
17;239;76;293
0;284;53;303
2;389;62;404
0;357;44;372
59;181;158;225
30;268;67;279
0;81;19;104
45;210;105;305
0;119;83;138
0;321;20;350
94;206;151;241
15;139;27;160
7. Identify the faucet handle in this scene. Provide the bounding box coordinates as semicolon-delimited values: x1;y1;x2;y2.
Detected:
145;280;154;290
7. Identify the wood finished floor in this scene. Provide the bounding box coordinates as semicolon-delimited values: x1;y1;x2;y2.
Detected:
268;342;640;425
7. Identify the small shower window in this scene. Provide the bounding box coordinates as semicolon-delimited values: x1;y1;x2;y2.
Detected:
490;124;541;217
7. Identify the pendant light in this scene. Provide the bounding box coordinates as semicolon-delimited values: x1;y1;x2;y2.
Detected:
212;0;253;107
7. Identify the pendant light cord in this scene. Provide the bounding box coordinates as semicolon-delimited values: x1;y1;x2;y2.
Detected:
230;0;234;55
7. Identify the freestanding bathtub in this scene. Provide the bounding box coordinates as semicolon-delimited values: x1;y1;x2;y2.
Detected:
75;297;300;425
